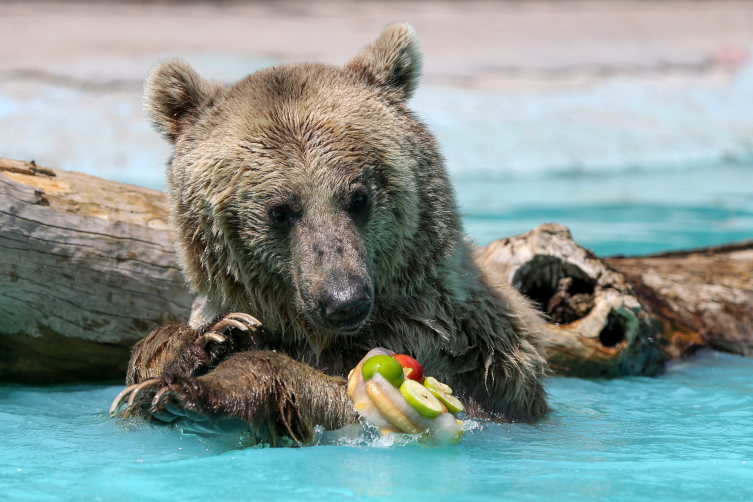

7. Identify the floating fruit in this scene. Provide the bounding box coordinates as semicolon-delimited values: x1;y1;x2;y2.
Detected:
361;355;405;388
348;349;464;445
393;354;424;382
424;377;464;414
399;379;443;418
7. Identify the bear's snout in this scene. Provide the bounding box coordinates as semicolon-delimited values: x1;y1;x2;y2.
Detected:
291;216;373;334
320;276;372;328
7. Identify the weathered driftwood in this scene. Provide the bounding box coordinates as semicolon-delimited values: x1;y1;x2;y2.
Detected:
479;224;666;377
0;158;194;384
1;157;751;383
479;224;753;377
607;243;753;358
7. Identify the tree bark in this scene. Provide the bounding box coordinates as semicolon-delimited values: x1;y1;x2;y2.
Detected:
0;158;194;384
478;224;753;377
607;243;753;359
1;157;751;383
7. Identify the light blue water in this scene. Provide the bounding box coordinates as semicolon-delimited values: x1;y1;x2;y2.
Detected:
456;163;753;256
1;350;752;501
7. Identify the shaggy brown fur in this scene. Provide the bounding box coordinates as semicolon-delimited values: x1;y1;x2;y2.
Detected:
119;23;549;444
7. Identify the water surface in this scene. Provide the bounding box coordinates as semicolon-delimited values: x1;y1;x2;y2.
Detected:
1;351;751;501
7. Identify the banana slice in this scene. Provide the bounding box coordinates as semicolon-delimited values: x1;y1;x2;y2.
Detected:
365;381;423;434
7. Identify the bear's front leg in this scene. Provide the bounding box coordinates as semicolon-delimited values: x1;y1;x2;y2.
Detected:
124;312;261;387
114;351;361;445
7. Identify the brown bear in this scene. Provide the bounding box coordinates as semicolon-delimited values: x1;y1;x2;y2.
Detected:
110;23;549;444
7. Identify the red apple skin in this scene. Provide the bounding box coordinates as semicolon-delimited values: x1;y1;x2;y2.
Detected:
393;354;424;382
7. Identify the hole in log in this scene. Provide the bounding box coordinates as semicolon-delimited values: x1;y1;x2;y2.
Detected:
599;312;627;348
513;256;596;324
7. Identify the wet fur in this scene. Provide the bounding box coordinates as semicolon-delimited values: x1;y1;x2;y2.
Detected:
126;24;549;442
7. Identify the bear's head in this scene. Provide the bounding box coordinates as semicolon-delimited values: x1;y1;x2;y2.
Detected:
145;23;463;350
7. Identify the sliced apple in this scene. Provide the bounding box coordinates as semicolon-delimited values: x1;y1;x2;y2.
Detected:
399;380;443;418
361;355;405;388
393;354;424;382
424;377;464;414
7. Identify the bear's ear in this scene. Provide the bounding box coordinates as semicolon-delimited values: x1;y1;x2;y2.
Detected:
144;59;225;143
345;23;423;99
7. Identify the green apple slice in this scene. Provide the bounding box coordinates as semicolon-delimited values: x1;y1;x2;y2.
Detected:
399;380;443;418
424;377;464;414
361;355;405;388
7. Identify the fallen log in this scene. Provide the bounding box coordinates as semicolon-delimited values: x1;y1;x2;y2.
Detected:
0;158;194;384
607;243;753;358
479;224;753;377
1;158;750;383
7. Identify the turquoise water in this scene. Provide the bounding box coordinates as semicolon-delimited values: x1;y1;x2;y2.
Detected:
457;163;753;256
1;350;752;501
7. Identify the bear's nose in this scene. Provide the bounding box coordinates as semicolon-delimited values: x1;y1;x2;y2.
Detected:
322;278;372;328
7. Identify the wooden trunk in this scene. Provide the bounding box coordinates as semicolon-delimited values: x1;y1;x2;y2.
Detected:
0;158;194;384
1;158;751;383
608;243;753;359
479;224;753;377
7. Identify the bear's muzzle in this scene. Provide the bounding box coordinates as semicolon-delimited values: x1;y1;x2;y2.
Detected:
320;275;372;328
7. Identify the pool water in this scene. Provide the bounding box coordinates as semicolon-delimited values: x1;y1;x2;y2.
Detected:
1;350;752;501
456;163;753;256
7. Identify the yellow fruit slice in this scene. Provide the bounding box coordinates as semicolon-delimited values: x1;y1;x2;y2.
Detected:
347;365;360;399
365;381;422;434
424;377;464;414
380;426;401;435
399;380;443;418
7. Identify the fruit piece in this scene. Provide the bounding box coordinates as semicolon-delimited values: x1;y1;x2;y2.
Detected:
429;378;452;394
393;354;424;382
361;355;404;388
451;420;464;444
365;381;422;434
428;414;464;445
364;347;394;359
347;367;359;400
399;380;443;418
424;377;464;414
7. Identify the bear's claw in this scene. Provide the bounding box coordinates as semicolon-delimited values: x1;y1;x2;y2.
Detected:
109;377;252;434
109;383;140;417
120;378;163;418
194;312;262;353
209;313;261;334
110;313;263;429
196;332;226;347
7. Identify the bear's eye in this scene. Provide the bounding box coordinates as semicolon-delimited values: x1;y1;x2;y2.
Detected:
268;206;290;223
350;192;368;210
